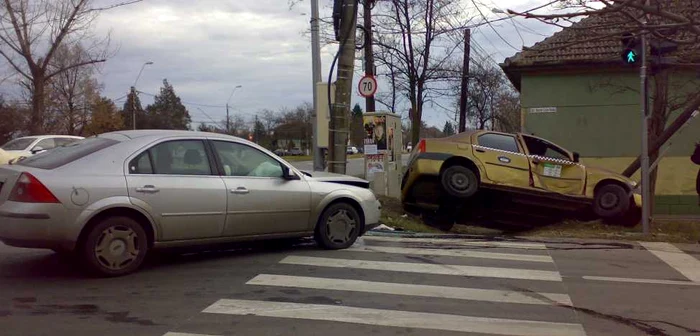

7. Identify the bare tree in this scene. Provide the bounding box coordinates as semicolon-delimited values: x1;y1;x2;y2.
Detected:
47;43;101;135
372;0;475;146
0;0;133;135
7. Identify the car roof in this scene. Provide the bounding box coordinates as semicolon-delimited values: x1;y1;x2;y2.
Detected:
100;129;252;144
15;135;84;140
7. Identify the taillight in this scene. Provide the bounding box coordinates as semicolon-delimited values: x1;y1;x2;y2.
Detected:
417;139;426;153
9;173;60;203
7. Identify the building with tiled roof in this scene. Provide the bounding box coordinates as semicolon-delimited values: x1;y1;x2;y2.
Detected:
500;2;700;215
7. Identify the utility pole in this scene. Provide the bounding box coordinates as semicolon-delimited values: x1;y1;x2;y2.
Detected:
225;104;230;134
310;0;324;171
328;0;358;174
363;0;375;113
458;29;471;133
130;86;137;130
640;0;651;234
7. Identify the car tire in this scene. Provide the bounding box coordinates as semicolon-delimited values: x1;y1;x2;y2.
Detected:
593;184;631;218
441;165;478;198
81;216;148;277
315;202;362;250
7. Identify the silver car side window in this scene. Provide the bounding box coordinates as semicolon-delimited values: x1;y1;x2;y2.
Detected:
149;140;212;176
212;141;283;178
129;151;154;174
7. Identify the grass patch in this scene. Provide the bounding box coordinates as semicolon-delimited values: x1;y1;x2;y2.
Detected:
376;196;700;242
377;195;442;233
519;219;700;243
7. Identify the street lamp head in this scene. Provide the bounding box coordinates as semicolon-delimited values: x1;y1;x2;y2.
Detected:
491;8;505;14
236;85;242;88
145;61;154;65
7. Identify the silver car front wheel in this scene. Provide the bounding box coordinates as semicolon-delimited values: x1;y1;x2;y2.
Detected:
315;203;361;250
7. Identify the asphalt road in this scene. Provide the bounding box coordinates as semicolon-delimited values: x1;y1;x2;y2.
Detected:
1;234;700;336
291;154;410;177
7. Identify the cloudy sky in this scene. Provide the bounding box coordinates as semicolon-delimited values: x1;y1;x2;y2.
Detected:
3;0;561;129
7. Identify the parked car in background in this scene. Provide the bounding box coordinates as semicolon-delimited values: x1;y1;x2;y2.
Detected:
347;146;359;154
0;148;21;165
2;135;84;159
0;130;380;276
273;148;287;156
402;130;641;230
288;148;304;156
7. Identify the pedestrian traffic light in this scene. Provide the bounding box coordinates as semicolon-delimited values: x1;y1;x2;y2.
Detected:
620;33;641;65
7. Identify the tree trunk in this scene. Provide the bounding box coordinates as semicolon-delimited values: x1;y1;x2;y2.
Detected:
30;75;46;135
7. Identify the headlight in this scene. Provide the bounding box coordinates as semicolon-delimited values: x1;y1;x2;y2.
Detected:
629;180;638;188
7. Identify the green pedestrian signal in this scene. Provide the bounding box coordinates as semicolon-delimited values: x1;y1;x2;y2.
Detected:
620;33;641;66
625;49;638;64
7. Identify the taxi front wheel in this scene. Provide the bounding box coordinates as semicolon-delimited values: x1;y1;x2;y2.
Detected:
441;165;478;198
593;184;630;218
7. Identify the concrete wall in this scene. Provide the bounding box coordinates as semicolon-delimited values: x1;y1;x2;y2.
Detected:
519;71;700;215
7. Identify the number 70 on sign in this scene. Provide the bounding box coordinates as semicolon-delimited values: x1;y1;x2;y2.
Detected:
358;75;378;98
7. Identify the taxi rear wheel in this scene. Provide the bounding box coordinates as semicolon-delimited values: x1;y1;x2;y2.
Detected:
593;184;630;218
441;165;478;198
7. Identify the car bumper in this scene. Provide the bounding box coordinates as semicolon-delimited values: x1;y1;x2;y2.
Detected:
361;198;382;235
0;202;72;250
632;193;642;208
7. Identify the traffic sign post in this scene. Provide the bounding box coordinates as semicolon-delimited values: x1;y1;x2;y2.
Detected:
358;75;378;98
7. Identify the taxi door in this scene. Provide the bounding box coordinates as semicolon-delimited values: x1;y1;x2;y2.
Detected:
519;134;585;196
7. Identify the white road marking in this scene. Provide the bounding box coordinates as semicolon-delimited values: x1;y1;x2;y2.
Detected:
279;256;562;282
247;274;572;305
363;236;548;250
639;242;700;283
163;333;219;336
346;245;554;263
582;276;700;286
203;299;587;336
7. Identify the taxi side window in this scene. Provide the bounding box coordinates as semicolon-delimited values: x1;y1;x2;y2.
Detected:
478;133;520;153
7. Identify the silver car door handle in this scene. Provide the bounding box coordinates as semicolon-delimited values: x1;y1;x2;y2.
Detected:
135;185;159;193
231;187;249;194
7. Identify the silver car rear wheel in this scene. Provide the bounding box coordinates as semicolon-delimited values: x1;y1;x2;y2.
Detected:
315;203;361;250
82;216;148;277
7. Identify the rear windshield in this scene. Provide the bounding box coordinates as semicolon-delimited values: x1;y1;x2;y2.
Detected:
16;137;119;169
2;137;36;150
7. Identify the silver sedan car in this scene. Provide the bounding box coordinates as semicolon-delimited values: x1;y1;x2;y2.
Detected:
0;130;381;276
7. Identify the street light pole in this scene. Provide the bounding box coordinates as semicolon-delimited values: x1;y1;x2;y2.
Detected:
226;85;242;134
310;0;324;171
132;61;153;130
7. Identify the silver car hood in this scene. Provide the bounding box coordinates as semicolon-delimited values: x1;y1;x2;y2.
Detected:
301;170;370;189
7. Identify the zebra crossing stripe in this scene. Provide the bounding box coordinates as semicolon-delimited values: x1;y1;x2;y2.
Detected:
247;274;572;305
362;236;548;250
279;256;562;281
346;245;554;263
203;299;587;336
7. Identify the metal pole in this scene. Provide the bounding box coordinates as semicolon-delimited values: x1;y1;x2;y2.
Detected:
131;86;136;130
363;0;375;113
640;26;651;234
310;0;324;171
458;29;471;133
226;104;230;134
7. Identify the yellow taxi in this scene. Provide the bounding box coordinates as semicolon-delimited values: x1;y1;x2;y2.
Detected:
401;130;642;227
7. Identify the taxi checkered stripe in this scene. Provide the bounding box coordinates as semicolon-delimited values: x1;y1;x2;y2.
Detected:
472;145;583;167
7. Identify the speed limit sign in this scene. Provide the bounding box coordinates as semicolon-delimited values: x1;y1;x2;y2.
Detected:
358;75;378;98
